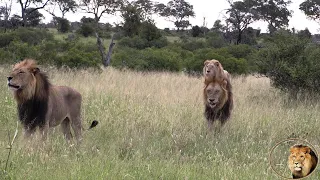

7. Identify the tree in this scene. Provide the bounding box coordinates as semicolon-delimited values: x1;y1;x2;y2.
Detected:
157;0;195;31
212;20;224;33
18;0;50;26
25;8;43;26
300;0;320;22
252;0;292;34
0;0;12;31
225;0;258;44
46;0;77;18
78;16;95;37
133;0;154;20
297;28;312;39
120;2;143;37
191;25;202;37
53;17;70;32
80;0;123;66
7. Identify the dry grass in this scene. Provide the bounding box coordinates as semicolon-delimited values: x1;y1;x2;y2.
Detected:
0;67;320;179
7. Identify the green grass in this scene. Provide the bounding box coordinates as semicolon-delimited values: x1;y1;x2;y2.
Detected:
0;67;320;179
49;28;112;48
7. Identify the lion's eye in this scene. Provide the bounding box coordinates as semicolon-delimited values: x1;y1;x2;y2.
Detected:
18;71;24;74
300;156;304;158
214;90;220;94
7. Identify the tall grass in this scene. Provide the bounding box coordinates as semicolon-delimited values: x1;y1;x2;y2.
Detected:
0;67;319;179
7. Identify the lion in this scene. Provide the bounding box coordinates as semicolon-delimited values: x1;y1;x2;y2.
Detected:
203;59;231;88
204;80;233;131
7;59;98;142
288;144;318;179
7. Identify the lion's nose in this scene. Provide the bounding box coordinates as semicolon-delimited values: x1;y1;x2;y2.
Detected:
7;76;12;81
206;70;210;73
295;162;298;165
209;98;215;102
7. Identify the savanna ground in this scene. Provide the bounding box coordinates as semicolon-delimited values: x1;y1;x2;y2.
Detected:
0;66;320;179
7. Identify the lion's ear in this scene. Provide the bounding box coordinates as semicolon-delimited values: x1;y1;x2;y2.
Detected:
304;147;311;154
204;60;210;65
32;67;40;74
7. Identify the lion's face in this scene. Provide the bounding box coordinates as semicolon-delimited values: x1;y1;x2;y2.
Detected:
205;82;226;109
288;145;315;177
203;60;223;79
7;67;37;91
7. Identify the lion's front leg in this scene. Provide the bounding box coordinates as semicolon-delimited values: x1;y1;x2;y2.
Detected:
23;126;36;139
39;123;49;141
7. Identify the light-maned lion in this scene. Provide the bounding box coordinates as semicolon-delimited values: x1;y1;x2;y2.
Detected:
7;59;98;142
288;144;318;179
203;59;231;88
204;80;233;130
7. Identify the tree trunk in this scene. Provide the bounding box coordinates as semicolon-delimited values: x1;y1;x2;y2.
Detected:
95;32;116;67
105;35;115;67
237;30;242;45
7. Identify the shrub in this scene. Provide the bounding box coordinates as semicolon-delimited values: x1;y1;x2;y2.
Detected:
205;32;227;48
12;28;53;45
180;39;208;51
55;47;100;68
112;47;181;71
0;28;53;47
185;48;249;74
0;33;15;48
257;31;315;98
78;24;94;37
55;17;71;33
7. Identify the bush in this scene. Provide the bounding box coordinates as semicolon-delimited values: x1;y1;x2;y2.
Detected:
257;31;316;98
112;47;181;71
118;36;168;49
0;33;15;48
180;39;208;51
0;28;53;47
78;24;94;37
55;17;70;33
0;36;101;69
12;28;54;45
55;47;100;68
205;32;227;48
185;48;249;74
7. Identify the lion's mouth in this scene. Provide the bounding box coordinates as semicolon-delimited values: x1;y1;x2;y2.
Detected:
294;167;302;171
8;83;20;90
208;102;217;108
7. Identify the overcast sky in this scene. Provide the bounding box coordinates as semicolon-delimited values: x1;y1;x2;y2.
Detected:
7;0;320;34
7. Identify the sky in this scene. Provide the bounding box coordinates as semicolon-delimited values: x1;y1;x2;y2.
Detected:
6;0;320;34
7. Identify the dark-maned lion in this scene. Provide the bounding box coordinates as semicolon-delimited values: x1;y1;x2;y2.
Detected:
204;80;233;130
288;144;318;179
7;59;98;142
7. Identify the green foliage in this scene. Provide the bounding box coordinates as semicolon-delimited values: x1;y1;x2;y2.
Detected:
25;8;44;27
157;0;195;31
112;47;181;71
118;21;168;49
55;47;100;68
78;17;95;37
121;3;143;37
0;28;100;69
191;25;202;37
185;47;249;74
0;28;53;47
299;0;320;22
180;39;207;51
205;31;227;48
252;0;292;34
257;30;320;98
54;17;71;33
